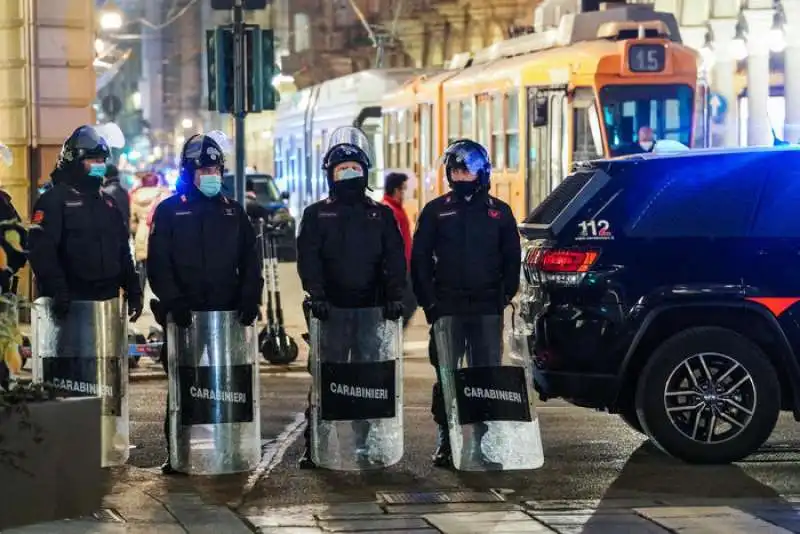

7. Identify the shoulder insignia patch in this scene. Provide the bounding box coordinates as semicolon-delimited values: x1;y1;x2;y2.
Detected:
180;195;188;203
488;209;501;219
32;210;44;224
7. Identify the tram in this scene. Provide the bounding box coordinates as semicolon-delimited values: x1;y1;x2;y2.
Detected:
272;68;431;218
382;7;704;224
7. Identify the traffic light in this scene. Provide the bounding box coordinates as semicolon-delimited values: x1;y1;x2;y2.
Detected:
247;27;278;112
206;27;234;113
206;25;277;114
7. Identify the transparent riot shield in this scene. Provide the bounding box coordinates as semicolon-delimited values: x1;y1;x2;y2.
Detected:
32;297;129;467
310;306;402;470
167;311;260;475
433;314;543;472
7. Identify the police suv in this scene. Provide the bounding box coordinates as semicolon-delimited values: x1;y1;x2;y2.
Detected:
514;146;800;464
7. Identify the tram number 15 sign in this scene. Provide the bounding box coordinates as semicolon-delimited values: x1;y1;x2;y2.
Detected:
628;44;665;73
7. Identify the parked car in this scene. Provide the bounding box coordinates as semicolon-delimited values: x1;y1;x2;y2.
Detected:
513;146;800;465
222;173;296;261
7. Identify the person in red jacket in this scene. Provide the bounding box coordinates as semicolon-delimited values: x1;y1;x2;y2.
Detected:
382;172;416;327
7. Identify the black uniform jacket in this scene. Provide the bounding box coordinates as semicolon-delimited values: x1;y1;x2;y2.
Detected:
28;182;139;301
411;191;521;317
147;187;262;312
297;195;406;308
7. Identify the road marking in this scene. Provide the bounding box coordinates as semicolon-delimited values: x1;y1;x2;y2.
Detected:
236;412;306;507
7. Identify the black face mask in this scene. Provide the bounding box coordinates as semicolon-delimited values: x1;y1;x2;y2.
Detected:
332;178;367;202
451;181;481;200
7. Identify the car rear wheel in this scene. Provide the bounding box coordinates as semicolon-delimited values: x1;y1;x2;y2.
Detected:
635;326;779;464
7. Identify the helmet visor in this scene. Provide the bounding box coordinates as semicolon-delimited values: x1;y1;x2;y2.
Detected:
435;140;491;178
325;126;374;167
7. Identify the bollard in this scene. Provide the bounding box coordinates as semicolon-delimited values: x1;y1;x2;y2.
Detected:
32;297;129;467
167;311;260;475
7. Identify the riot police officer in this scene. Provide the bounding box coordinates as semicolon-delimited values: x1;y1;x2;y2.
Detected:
28;125;143;321
411;139;521;468
296;127;406;468
147;132;262;474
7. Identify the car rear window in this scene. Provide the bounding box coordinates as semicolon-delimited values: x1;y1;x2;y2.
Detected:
524;170;596;226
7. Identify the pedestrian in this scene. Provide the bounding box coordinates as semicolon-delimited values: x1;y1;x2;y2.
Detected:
381;172;417;328
102;163;130;233
130;170;170;291
410;139;521;468
147;132;262;474
296;126;406;469
27;125;143;323
0;171;28;390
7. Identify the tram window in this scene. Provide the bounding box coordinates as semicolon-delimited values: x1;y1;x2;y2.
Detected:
573;88;603;162
447;101;460;144
397;109;408;167
420;104;433;170
405;109;413;170
274;139;283;180
491;94;505;169
461;99;473;139
506;91;520;169
600;84;693;156
477;96;490;149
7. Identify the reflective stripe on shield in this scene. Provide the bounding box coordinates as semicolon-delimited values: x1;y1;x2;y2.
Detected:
433;314;544;472
310;306;403;471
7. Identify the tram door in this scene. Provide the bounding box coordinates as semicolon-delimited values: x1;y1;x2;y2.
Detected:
526;86;568;215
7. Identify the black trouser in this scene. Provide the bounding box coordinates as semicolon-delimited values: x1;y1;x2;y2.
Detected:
430;315;504;428
304;308;382;450
137;260;147;293
401;274;417;328
158;342;169;455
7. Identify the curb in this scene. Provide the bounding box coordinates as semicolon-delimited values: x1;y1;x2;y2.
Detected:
129;364;308;383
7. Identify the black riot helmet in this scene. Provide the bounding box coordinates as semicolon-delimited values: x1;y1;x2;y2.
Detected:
55;125;111;173
321;126;373;187
441;139;492;187
178;133;225;185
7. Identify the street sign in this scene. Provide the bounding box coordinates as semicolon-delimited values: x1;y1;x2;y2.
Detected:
210;0;268;9
709;93;727;125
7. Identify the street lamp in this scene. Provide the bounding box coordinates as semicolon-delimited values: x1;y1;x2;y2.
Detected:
699;25;716;71
769;3;786;53
98;0;124;32
731;16;748;61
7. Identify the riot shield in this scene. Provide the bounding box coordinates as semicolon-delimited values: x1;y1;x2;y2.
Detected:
310;306;402;470
32;297;129;467
167;311;260;475
433;314;543;472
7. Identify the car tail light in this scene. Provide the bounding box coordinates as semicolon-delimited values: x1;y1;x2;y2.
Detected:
525;247;599;286
538;250;598;273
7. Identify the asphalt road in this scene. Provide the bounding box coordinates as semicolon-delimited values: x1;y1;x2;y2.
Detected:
125;355;800;510
118;261;800;513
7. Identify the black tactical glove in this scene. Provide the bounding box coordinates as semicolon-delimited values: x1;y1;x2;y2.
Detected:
310;299;330;321
237;303;259;326
52;293;70;320
150;298;166;327
383;301;404;321
127;292;143;322
168;301;192;329
423;304;439;325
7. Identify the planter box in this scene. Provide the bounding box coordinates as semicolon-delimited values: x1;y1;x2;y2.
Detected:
0;397;109;530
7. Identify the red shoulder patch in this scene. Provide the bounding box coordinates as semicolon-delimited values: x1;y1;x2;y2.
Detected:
488;209;501;219
32;210;44;224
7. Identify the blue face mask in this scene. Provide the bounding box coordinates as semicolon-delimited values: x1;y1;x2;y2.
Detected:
335;167;363;181
88;163;107;179
197;174;221;197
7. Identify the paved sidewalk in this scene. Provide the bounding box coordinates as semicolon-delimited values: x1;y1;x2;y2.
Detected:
240;492;800;533
4;487;252;533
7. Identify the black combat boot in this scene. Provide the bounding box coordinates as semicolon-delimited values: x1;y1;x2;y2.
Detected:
298;447;316;469
432;425;452;468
